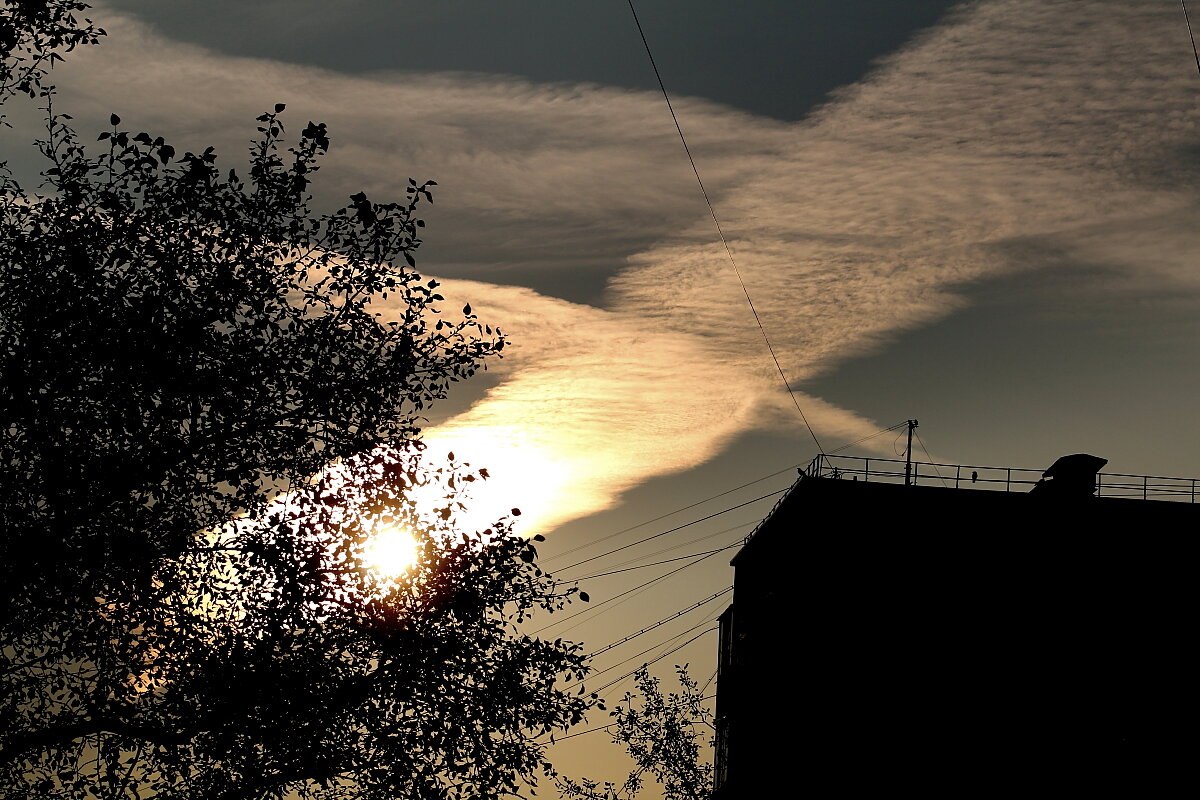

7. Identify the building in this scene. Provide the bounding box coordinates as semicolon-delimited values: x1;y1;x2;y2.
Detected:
712;451;1199;798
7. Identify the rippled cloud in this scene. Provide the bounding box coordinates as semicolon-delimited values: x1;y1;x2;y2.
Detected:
23;1;1199;533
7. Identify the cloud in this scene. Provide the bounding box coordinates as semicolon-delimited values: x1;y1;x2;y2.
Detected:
21;1;1200;532
613;0;1200;380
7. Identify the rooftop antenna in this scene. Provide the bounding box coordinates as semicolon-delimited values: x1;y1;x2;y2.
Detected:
904;420;919;486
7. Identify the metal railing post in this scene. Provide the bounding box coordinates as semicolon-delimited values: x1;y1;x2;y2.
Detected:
796;456;1196;502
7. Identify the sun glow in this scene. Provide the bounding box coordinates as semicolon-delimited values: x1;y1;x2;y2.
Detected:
420;426;582;537
364;525;420;577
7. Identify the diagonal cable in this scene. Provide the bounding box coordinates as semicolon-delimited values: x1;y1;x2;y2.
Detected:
625;0;824;454
588;587;732;658
1184;0;1200;77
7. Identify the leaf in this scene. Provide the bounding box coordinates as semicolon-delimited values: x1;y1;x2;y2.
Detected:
511;508;521;516
463;303;472;315
274;103;286;113
579;592;590;603
109;113;120;126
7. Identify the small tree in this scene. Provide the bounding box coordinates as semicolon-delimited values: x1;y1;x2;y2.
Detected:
551;667;715;800
0;5;596;797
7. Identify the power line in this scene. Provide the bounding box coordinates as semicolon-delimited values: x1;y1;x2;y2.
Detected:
568;542;742;583
572;597;729;704
569;616;719;694
554;488;787;574
538;422;907;627
588;587;732;658
553;690;718;742
543;422;902;575
1184;0;1200;78
553;722;614;742
914;430;949;488
591;520;755;573
542;465;804;566
827;420;911;455
593;627;719;698
625;0;824;454
531;548;726;635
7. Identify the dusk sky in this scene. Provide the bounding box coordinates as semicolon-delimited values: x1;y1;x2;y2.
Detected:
15;0;1200;790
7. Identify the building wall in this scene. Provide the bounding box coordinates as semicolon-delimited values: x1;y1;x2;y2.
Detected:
713;477;1198;798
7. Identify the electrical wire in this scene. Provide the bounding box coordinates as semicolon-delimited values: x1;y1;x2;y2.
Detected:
569;615;719;694
544;421;902;578
542;465;804;566
588;520;755;573
553;722;614;742
531;548;727;635
554;488;787;574
569;623;710;693
588;587;732;658
568;543;742;583
1184;0;1200;78
914;430;949;488
827;421;910;455
593;627;719;698
625;0;823;454
552;692;718;742
538;419;919;647
595;601;729;699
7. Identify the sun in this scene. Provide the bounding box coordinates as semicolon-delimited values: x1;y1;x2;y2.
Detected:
363;525;420;577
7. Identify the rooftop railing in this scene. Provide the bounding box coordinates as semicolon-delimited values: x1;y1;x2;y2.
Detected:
804;453;1198;503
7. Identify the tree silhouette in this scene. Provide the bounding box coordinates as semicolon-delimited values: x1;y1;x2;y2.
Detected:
0;0;103;102
0;6;596;798
551;667;714;800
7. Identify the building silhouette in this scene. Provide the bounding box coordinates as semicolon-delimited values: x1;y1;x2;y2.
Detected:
712;452;1199;798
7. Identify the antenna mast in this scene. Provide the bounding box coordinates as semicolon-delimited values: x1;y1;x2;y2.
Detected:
904;420;919;486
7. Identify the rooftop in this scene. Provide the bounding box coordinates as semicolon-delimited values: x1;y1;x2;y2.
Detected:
804;453;1199;503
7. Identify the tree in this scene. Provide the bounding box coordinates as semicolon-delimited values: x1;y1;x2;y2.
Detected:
0;6;595;798
0;0;103;103
550;667;714;800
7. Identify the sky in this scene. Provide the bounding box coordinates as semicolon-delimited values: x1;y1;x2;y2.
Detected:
10;0;1200;792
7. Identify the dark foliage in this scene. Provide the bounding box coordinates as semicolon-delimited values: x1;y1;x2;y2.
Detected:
0;0;103;102
0;6;595;798
551;667;713;800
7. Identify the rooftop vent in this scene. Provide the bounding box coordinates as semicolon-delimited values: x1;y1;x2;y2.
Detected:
1028;453;1108;498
